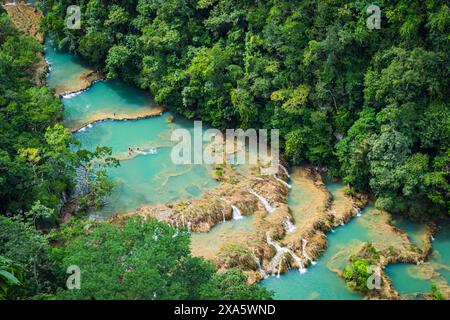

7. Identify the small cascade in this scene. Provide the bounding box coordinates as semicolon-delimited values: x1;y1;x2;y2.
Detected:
252;255;267;279
187;220;191;234
277;257;283;278
219;197;227;222
355;207;362;217
283;216;296;233
278;164;291;178
231;205;243;220
62;89;85;99
302;239;317;266
266;233;306;274
290;250;307;274
273;174;292;189
249;190;276;213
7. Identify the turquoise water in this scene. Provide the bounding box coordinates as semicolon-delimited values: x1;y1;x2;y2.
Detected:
391;216;428;249
385;264;432;295
261;180;366;300
432;223;450;281
44;37;91;92
45;36;218;215
386;222;450;295
74;113;218;214
62;80;158;129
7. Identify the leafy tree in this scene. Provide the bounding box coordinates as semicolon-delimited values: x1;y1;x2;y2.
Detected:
199;268;273;300
0;217;56;298
0;256;23;300
342;258;372;293
51;217;268;300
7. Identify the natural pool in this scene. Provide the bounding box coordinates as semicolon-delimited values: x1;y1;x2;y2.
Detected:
261;179;367;300
74;113;219;215
45;35;449;299
62;79;158;130
191;215;256;258
385;221;450;296
44;37;92;93
261;177;438;300
46;37;218;215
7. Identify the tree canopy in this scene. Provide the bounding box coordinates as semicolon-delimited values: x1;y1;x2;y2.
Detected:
41;0;450;218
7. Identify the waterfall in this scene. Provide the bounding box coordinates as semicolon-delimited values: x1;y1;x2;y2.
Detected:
302;239;317;266
249;190;276;213
273;174;292;189
187;220;191;233
355;207;362;217
279;164;291;178
277;258;283;278
181;215;185;228
283;216;296;233
266;233;306;274
252;255;267;279
231;205;243;220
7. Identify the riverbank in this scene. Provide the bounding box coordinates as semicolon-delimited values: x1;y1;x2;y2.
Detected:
69;105;166;133
54;69;104;97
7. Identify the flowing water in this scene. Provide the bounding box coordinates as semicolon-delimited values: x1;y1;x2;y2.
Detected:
45;35;449;299
260;179;366;300
45;37;92;93
262;177;449;299
45;37;218;215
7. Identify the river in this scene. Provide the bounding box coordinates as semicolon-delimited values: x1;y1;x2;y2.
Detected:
44;36;449;300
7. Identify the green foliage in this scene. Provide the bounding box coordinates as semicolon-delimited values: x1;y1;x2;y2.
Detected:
199;268;273;300
0;13;78;217
41;0;450;218
0;256;23;299
50;217;270;300
0;217;56;298
431;284;444;300
342;258;372;293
